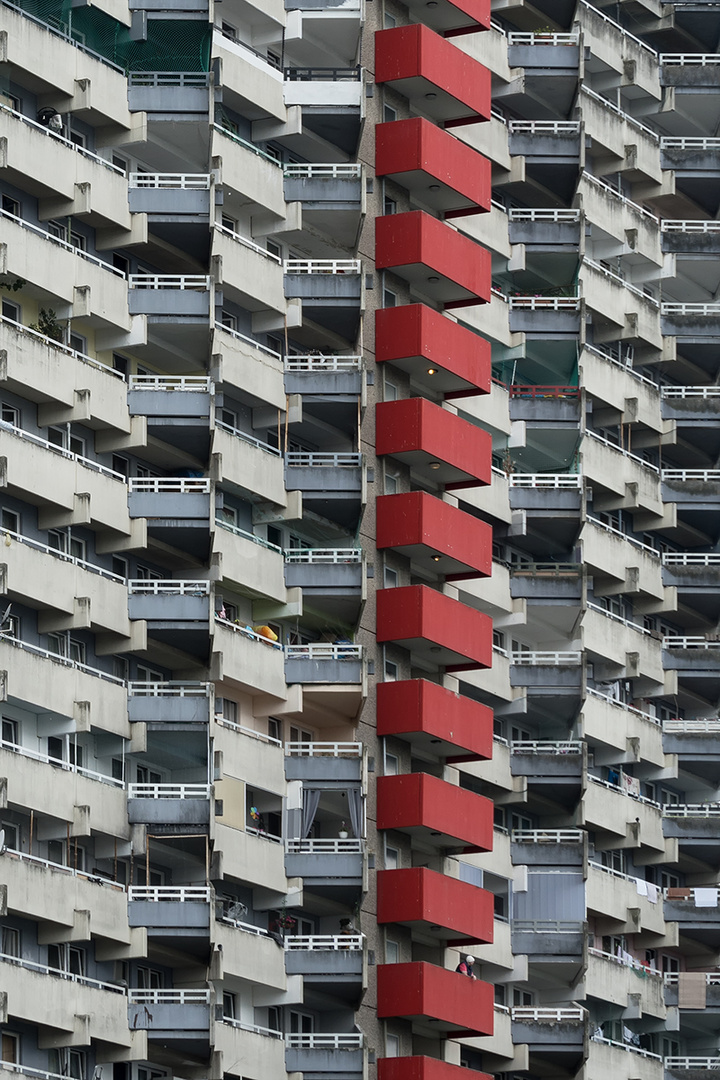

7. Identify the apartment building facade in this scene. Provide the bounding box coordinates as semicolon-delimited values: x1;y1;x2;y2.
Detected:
1;0;720;1078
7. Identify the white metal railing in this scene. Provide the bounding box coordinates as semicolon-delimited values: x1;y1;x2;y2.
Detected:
214;320;282;360
284;548;362;564
586;687;662;727
507;31;579;45
511;740;582;754
662;385;720;398
286;1033;363;1049
215;418;282;456
512;1007;585;1022
0;634;125;686
284;934;363;950
661;53;720;65
0;102;124;174
0;206;125;277
509;208;581;222
286;838;363;853
0;847;125;889
664;1058;720;1070
589;946;661;975
128;886;211;902
128;681;211;697
128;71;209;87
581;86;659;141
128;783;211;799
512;829;584;843
219;1015;282;1038
127;579;210;596
585;515;660;558
662;137;720;150
509;473;582;488
215;518;283;554
509;296;581;310
582;258;659;306
285;643;362;661
663;718;720;732
128;477;211;493
213;616;283;650
580;172;659;223
0;420;126;481
286;452;361;467
0;738;124;788
128;274;210;290
508;120;581;134
0;951;124;993
662;469;720;482
591;1036;661;1061
0;313;123;379
587;773;661;808
663;552;720;565
662;302;720;316
579;0;657;56
129;375;212;391
212;122;282;167
664;803;720;818
0;527;126;583
586;601;650;635
513;919;583;933
585;429;660;472
284;259;361;274
664;971;720;986
128;988;210;1004
216;716;283;747
582;341;659;387
220;915;271;936
286;742;362;757
589;861;648;887
130;173;210;189
511;651;582;665
246;825;283;844
284;163;362;179
214;221;283;263
0;1063;72;1080
662;220;720;234
285;354;362;371
664;636;720;649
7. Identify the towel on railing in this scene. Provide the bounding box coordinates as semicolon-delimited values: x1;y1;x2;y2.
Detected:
694;888;719;907
678;972;707;1009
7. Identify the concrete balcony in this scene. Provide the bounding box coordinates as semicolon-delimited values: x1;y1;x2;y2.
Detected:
214;1019;285;1079
583;603;664;686
284;741;363;783
377;962;493;1037
510;1007;585;1060
2;533;130;639
214;715;286;795
507;295;582;336
213;226;286;316
662;220;720;256
581;89;661;183
583;431;662;518
664;972;720;1010
213;520;286;605
284;548;364;623
127;681;212;724
507;207;582;249
211;124;285;219
285;838;365;887
216;33;286;120
0;636;128;738
214;822;287;893
213;322;285;410
578;174;662;266
511;829;586;867
285;1034;365;1079
128;886;211;938
283;164;363;249
127;783;212;826
213;916;286;989
581;690;665;768
127;71;210;114
581;260;661;349
511;920;584;963
583;775;665;855
378;1059;486;1080
2;426;131;535
378;584;492;672
213;423;286;506
128;374;212;420
587;862;666;937
127;988;211;1044
661;136;720;177
661;385;720;425
283;260;363;341
128;274;211;318
663;887;720;944
284;934;365;995
663;804;720;859
212;618;286;698
580;342;662;432
510;651;584;693
285;643;363;685
0;106;131;232
586;1037;662;1080
510;741;584;783
510;563;583;602
127;580;211;625
127;478;211;538
128;173;211;221
284;354;363;396
508;119;581;166
581;517;664;604
662;640;720;707
661;471;720;518
284;452;364;529
587;948;666;1018
3;957;131;1047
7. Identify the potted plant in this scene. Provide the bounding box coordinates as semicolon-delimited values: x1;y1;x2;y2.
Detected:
338;820;349;840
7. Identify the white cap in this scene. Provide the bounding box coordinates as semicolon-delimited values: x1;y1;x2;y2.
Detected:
465;955;474;964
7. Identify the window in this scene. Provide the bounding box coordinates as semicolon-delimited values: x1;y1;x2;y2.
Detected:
267;49;281;70
1;402;18;426
513;988;533;1007
268;718;282;741
220;310;237;331
384;380;397;401
1;508;19;533
51;1051;85;1080
601;849;626;874
384;660;397;681
69;128;86;148
112;758;124;782
383;288;397;308
1;822;18;851
222;698;238;724
47;839;64;866
47;633;86;664
1;614;19;639
221;215;237;233
68;332;86;354
48;943;85;977
112;555;129;578
1;1033;19;1064
384;844;399;869
383;105;397;123
1;925;19;957
385;1034;400;1057
222;991;237;1019
48;220;86;251
384;197;397;215
385;939;399;964
384;567;398;588
1;718;18;746
47;426;84;456
384;471;398;494
112;656;129;681
1;195;19;217
662;954;680;974
267;240;282;260
112;155;128;175
383;12;396;26
1;299;20;322
384;753;398;775
112;353;129;375
48;530;85;561
137;665;164;682
136;965;164;988
220;20;237;40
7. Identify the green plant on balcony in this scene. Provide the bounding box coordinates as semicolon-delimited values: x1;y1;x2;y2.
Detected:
29;308;65;343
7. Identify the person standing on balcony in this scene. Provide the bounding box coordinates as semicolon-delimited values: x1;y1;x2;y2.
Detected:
456;955;477;980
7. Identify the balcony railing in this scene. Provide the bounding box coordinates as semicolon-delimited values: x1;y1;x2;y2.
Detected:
127;72;210;88
663;636;720;649
0;737;124;788
586;687;662;727
214;616;284;649
586;515;660;557
128;477;211;493
512;1007;585;1022
215;715;283;747
662;220;720;234
219;1015;282;1038
128;681;211;697
0;634;125;686
663;718;720;732
581;86;659;140
661;137;720;150
0;313;124;378
663;552;720;565
508;209;581;222
215;518;282;553
664;1059;720;1071
129;173;211;189
284;549;362;563
286;838;364;853
284;163;362;178
662;469;720;482
581;172;659;223
591;1036;661;1061
284;66;361;81
511;651;583;665
129;375;213;391
509;296;581;310
0;102;124;173
513;919;583;933
586;429;660;472
589;946;661;975
511;740;582;754
509;473;582;488
128;274;211;290
0;206;125;277
286;1033;364;1048
664;803;720;818
128;886;212;901
509;385;580;398
587;773;660;808
286;452;362;467
285;354;362;371
128;783;212;799
284;259;362;274
285;644;362;660
0;847;125;889
586;601;650;635
127;580;210;595
508;120;581;134
660;53;720;64
286;742;363;756
214;222;283;263
0;420;126;480
664;972;720;986
583;258;659;306
578;0;657;55
128;988;210;1004
214;320;283;360
215;418;282;456
1;527;126;583
507;31;580;45
582;341;659;386
512;829;584;843
0;951;124;993
662;303;720;316
284;934;363;950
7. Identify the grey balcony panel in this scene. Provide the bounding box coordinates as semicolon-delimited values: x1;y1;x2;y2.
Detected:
284;371;363;396
662;232;720;255
131;0;209;9
128;901;210;930
664;983;720;1008
511;1018;585;1047
284;756;362;782
662;731;720;755
285;852;363;884
663;897;720;924
663;567;720;590
661;64;720;89
508;132;581;158
128;87;209;113
509;310;582;334
285;564;363;590
284;275;362;303
662;314;720;338
285;0;360;7
507;44;580;69
511;752;583;777
509;398;581;422
129;290;210;316
285;1047;364;1076
664;1071;720;1080
127;798;211;826
128;492;211;520
661;147;720;171
127;1002;210;1033
511;930;584;956
285;657;362;684
662;480;720;503
511;841;584;866
663;818;720;840
128;594;210;621
129;189;211;215
284;176;362;208
128;696;210;723
663;649;720;671
284;466;362;494
285;951;363;977
510;576;583;601
510;666;583;689
509;489;582;512
508;221;581;246
128;390;211;418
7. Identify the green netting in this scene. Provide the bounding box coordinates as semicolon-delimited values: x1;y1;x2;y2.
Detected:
10;0;211;72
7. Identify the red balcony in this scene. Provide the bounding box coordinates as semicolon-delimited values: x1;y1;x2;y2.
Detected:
377;771;493;852
377;584;492;671
377;866;494;944
377;961;494;1036
375;304;490;397
376;119;490;219
377;492;492;580
376;211;491;309
376;679;492;761
375;25;491;128
379;1058;491;1080
376;397;491;490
